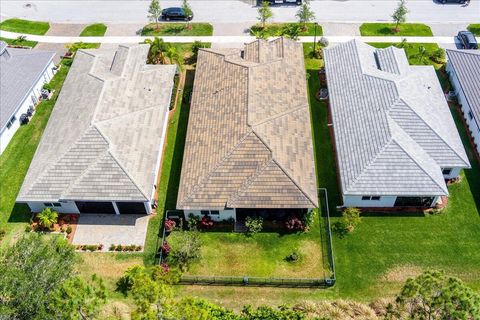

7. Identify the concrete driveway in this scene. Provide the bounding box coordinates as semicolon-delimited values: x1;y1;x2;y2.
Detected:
35;23;86;64
72;214;150;251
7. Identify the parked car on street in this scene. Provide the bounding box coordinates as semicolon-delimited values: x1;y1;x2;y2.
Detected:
161;7;193;21
267;0;302;5
437;0;467;4
457;31;478;49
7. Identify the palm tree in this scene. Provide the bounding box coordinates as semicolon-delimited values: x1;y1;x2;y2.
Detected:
165;46;184;67
144;37;168;64
37;208;58;230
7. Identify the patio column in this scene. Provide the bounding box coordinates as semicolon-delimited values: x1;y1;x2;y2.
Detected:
112;202;120;215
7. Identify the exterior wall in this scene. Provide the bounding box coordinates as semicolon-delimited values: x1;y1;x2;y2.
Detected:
447;62;480;155
27;200;80;214
184;209;236;222
0;60;56;154
343;195;398;208
442;167;461;180
149;99;171;202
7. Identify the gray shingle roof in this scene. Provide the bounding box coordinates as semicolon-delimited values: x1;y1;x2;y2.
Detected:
324;40;470;196
0;41;55;131
177;38;318;210
17;44;177;202
446;49;480;127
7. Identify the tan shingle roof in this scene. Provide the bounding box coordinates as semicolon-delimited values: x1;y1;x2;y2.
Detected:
177;38;318;210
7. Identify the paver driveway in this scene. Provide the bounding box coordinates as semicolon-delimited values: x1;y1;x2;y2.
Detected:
72;214;150;251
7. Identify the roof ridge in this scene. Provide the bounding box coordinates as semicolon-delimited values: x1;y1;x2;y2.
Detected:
346;136;392;193
392;137;448;194
178;131;254;207
394;98;470;167
227;157;273;207
250;128;318;207
27;127;105;199
93;124;149;200
249;102;308;127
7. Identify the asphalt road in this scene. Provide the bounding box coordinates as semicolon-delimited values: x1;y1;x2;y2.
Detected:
1;0;479;23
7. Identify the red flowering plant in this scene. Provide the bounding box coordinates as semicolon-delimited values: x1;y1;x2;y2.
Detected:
200;215;214;229
161;241;171;256
285;216;305;232
160;263;170;273
164;219;176;232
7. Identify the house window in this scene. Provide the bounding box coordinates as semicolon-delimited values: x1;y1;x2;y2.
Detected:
6;116;16;129
210;210;220;215
200;210;209;216
468;111;474;120
43;202;53;207
362;196;381;201
53;203;62;207
442;168;452;175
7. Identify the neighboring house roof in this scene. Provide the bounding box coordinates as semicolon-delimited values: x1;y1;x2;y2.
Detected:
0;41;55;132
17;44;177;203
177;38;318;210
324;40;470;197
446;49;480;127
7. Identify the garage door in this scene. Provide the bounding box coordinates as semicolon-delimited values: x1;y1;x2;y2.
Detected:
75;201;116;214
116;202;147;215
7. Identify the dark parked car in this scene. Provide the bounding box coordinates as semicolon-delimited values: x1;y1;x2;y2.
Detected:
457;31;478;49
266;0;302;5
437;0;467;4
161;7;193;21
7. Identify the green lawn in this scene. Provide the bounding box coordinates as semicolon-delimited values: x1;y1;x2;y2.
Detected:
79;23;107;37
250;23;323;37
175;44;480;308
360;23;433;36
0;61;71;247
0;18;49;35
467;24;480;36
168;212;329;279
141;23;213;36
0;36;37;48
370;42;443;67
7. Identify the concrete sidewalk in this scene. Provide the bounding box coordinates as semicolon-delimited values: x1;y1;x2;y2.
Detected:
2;30;476;44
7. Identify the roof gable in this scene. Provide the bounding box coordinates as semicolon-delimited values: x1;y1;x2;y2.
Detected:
324;40;470;196
177;38;318;209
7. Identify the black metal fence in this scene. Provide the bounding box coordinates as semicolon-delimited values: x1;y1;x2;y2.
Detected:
155;191;336;288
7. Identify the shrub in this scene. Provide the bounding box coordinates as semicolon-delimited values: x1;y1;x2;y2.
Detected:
135;245;142;251
168;232;201;271
65;225;72;235
191;40;207;60
342;207;362;231
164;219;176;232
37;208;58;230
431;48;446;63
187;214;200;231
200;215;214;229
42;83;52;91
24;225;32;233
285;251;300;262
285;216;305;232
109;244;116;251
301;209;315;231
115;245;123;252
161;241;171;256
245;216;263;235
0;229;6;241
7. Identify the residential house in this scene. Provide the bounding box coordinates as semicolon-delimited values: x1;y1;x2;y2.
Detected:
324;40;470;208
446;49;480;156
17;44;177;215
176;38;318;222
0;41;56;154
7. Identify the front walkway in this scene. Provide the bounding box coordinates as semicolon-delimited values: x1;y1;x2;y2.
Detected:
72;214;149;251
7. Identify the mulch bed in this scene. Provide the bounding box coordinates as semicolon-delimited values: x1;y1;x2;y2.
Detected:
30;213;79;244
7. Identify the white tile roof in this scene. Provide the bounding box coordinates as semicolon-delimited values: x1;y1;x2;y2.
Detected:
0;41;55;131
324;40;470;196
17;44;177;202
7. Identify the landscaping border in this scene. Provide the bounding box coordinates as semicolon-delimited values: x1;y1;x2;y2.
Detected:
156;192;336;288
